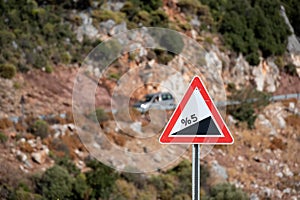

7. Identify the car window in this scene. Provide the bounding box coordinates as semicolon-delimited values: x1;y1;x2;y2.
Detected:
162;93;173;100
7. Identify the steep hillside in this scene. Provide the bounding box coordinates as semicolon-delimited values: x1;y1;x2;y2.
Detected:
0;0;300;199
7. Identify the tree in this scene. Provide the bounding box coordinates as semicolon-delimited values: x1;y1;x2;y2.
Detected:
37;165;73;199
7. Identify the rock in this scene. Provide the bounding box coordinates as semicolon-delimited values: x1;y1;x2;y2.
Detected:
31;150;48;164
205;51;222;75
229;54;251;89
16;150;27;162
276;172;283;178
153;154;162;163
130;122;142;134
252;60;279;92
227;115;237;126
255;114;277;136
99;19;116;35
250;193;260;200
262;187;272;198
280;6;300;53
109;22;127;36
210;160;228;184
76;13;98;42
283;165;294;177
105;1;124;11
190;16;200;27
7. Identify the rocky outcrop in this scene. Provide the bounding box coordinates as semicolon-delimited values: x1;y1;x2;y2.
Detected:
76;13;99;42
252;59;280;92
280;6;300;53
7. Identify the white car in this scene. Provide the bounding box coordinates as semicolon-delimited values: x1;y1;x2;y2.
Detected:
133;92;176;113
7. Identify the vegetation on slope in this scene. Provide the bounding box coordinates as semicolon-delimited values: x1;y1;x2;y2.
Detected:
200;0;291;65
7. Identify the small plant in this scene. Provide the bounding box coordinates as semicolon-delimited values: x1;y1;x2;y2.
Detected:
0;132;8;143
0;64;16;79
0;118;13;129
45;65;53;73
29;120;50;139
284;63;298;76
205;183;249;200
154;49;175;65
87;108;109;123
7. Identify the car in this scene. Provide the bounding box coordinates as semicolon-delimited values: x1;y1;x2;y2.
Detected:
133;92;176;113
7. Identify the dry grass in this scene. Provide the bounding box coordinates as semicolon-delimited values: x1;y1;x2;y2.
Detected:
0;118;13;129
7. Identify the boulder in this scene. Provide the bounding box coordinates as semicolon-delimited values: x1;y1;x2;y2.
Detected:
31;150;48;164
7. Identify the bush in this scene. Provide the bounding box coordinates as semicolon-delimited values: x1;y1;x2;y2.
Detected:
71;173;91;200
0;132;8;143
0;118;14;129
10;189;43;200
0;64;16;79
177;0;201;13
154;49;175;65
85;160;118;199
205;183;248;200
87;108;109;123
284;63;298;76
130;0;163;12
37;165;73;199
228;87;270;129
150;9;169;27
29;120;50;139
245;52;260;66
159;31;184;54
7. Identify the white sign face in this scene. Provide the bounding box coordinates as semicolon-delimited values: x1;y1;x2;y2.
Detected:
169;88;223;137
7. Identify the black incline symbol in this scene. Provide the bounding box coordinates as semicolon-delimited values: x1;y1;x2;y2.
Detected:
171;116;221;136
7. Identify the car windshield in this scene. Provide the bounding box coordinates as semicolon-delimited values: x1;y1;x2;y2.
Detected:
141;94;154;103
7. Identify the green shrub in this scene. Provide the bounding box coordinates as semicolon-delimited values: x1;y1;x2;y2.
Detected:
228;87;270;129
87;108;109;123
71;173;91;200
284;63;298;76
29;120;50;139
154;49;175;65
37;165;73;199
85;160;118;199
205;183;248;200
130;0;163;12
45;65;53;73
0;132;8;143
55;156;80;176
10;189;43;200
132;10;151;26
227;103;256;129
159;31;184;54
245;52;260;66
92;10;125;24
0;64;16;79
150;9;169;27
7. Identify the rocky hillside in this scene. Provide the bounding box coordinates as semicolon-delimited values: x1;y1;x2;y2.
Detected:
0;0;300;199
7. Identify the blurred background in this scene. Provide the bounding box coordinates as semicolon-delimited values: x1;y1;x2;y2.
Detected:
0;0;299;199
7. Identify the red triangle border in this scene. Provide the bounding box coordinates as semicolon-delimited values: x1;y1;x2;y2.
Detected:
159;76;234;144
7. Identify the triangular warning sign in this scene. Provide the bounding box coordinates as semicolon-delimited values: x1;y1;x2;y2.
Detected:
159;76;234;144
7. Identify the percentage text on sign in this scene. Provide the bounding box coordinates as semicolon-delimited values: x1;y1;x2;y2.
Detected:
181;114;198;126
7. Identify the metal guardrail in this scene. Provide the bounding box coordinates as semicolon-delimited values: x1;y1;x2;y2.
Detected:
6;93;300;122
215;93;300;107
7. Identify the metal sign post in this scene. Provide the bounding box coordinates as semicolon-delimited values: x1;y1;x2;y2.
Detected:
159;76;234;199
192;144;200;200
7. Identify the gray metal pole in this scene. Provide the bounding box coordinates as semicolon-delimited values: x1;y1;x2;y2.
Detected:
192;144;200;200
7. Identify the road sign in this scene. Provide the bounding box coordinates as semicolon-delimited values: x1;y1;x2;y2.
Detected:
159;76;234;144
